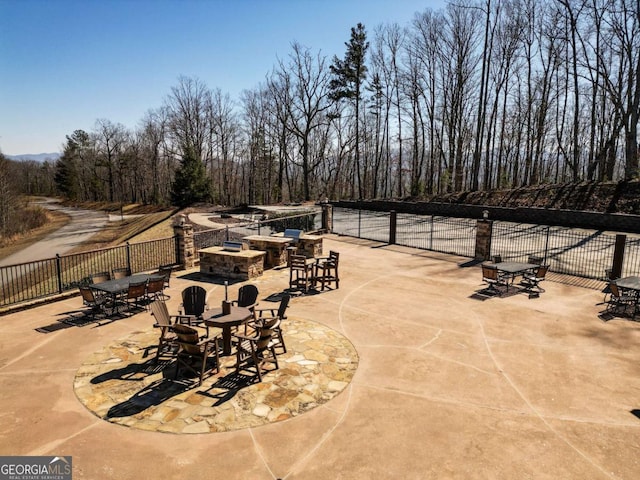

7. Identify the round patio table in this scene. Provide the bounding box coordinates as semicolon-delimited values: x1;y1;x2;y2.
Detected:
204;305;252;355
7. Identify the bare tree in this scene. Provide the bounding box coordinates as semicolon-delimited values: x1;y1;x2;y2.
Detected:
439;2;480;191
138;108;171;205
94;119;128;202
165;76;211;160
208;88;240;205
272;42;332;201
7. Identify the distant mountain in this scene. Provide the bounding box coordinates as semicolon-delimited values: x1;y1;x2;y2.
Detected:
6;152;61;162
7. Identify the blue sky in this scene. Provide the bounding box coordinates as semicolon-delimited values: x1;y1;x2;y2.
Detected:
0;0;446;155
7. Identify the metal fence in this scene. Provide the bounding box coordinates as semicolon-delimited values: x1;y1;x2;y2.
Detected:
0;211;321;309
0;236;178;308
332;208;477;257
395;213;477;257
491;222;640;280
194;211;322;250
5;205;638;307
332;208;390;242
333;207;640;281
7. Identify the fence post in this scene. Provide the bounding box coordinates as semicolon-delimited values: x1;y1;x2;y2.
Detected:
611;234;626;278
543;226;550;262
429;216;434;250
321;204;333;233
475;212;493;261
358;210;362;238
125;242;132;273
389;210;397;245
56;254;63;294
173;214;196;270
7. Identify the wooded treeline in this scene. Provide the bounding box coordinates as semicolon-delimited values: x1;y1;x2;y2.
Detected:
5;0;640;207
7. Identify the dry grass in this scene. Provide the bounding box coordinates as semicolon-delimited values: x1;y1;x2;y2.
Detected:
129;218;176;242
0;209;70;259
69;210;177;253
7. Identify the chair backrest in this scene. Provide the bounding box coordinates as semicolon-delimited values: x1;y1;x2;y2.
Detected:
158;264;172;286
146;277;165;295
609;282;622;298
177;340;204;356
112;267;131;279
535;265;549;279
528;255;543;265
255;319;279;352
149;300;171;327
79;286;96;303
329;250;339;266
492;255;502;263
127;280;147;299
277;294;291;319
172;324;200;344
236;284;259;308
482;265;499;281
173;324;202;355
90;271;110;284
604;269;619;281
290;255;308;270
182;286;207;316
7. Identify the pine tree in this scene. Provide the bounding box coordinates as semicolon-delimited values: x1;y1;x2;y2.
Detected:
55;130;88;200
170;146;212;207
329;23;369;199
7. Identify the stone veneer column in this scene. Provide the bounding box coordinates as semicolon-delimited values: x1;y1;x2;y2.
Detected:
322;204;333;233
475;218;493;261
173;214;196;269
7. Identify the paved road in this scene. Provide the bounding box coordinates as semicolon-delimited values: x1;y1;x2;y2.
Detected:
0;198;109;267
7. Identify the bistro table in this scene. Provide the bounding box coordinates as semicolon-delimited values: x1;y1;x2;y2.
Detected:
613;276;640;316
614;276;640;292
204;305;253;355
91;273;160;314
493;261;539;290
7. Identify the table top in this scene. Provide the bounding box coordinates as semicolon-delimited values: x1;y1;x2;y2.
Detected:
243;235;292;244
204;305;253;327
199;246;266;258
615;276;640;291
91;273;160;294
493;262;538;274
272;232;323;241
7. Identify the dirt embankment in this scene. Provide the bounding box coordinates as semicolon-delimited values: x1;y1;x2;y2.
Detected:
427;181;640;214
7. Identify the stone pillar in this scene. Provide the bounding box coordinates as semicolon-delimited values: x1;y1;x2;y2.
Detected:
475;218;493;261
173;214;196;270
321;204;333;233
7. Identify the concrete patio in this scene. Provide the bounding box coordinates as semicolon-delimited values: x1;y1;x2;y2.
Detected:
0;235;639;479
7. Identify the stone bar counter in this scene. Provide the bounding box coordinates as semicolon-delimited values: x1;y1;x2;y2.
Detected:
243;235;292;269
199;246;266;280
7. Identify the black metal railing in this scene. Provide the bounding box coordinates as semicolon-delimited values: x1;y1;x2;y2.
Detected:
194;212;322;250
5;205;638;308
396;213;476;257
332;208;477;258
332;208;390;242
333;206;640;282
490;222;621;279
0;236;178;308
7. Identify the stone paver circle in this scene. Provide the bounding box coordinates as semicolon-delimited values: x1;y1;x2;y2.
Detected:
73;317;358;433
